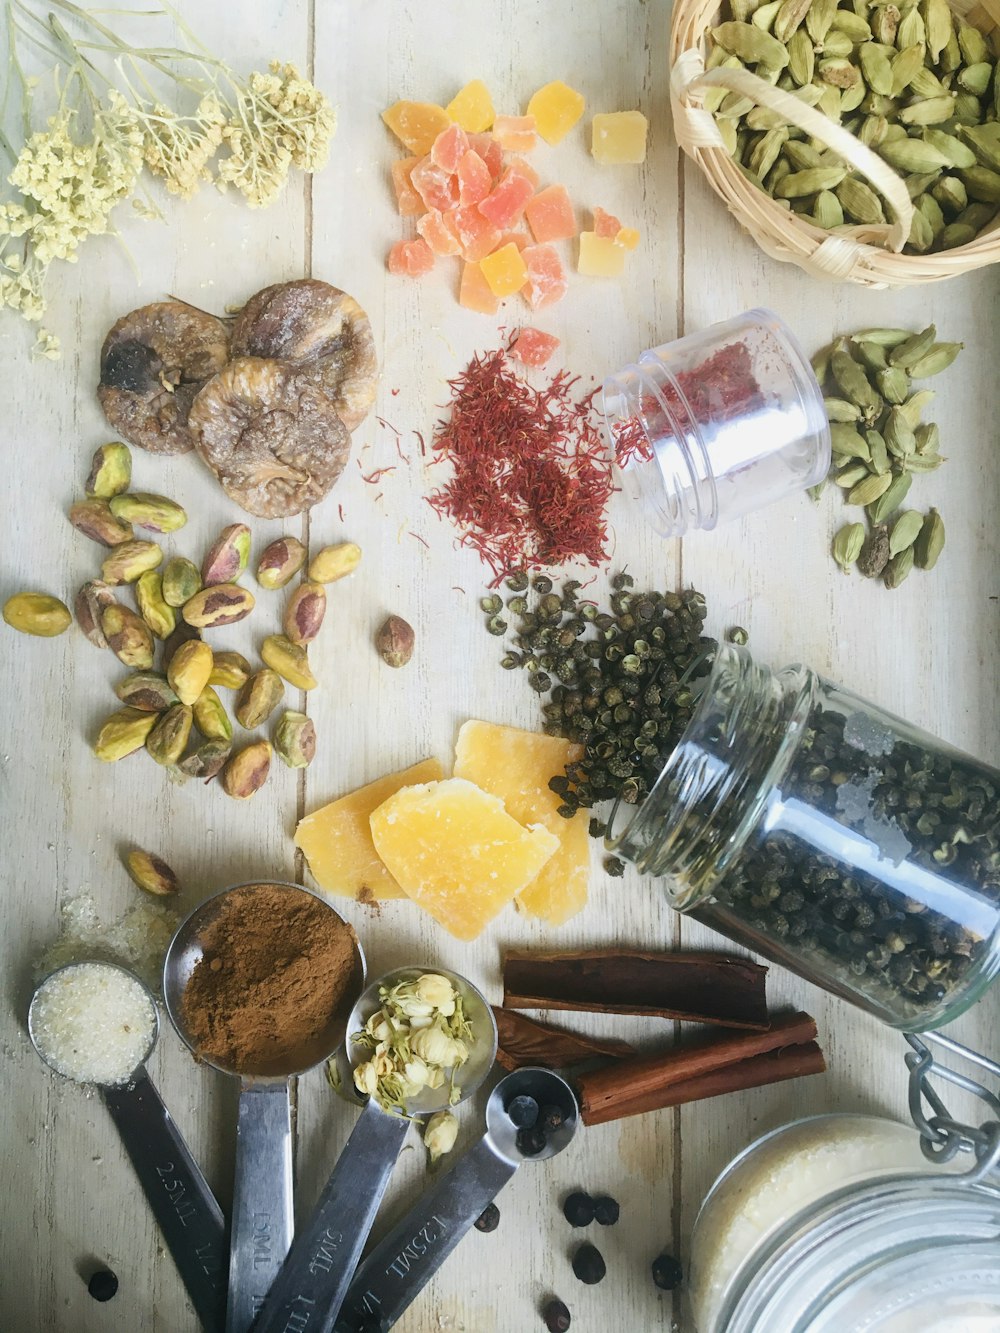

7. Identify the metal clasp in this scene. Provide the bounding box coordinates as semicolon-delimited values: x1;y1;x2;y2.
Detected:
904;1031;1000;1181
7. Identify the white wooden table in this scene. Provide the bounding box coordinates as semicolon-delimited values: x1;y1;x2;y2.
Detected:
3;2;999;1329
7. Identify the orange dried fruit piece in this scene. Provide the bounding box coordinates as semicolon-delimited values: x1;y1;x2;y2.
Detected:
480;242;529;298
411;156;459;212
497;230;530;251
387;238;435;277
493;114;538;153
478;166;535;228
448;206;502;261
578;231;625;276
509;327;561;368
459;261;500;315
593;205;622;238
430;123;470;174
382;100;452;156
390;156;423;217
507;155;540;190
417;210;461;257
446;79;496;134
591;110;649;164
616;225;641;250
457;149;492;206
522;243;568;309
526;80;586;146
524;184;577;243
469;132;503;178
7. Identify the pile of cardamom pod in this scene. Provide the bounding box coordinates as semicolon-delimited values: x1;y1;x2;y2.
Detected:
708;0;1000;253
812;325;955;587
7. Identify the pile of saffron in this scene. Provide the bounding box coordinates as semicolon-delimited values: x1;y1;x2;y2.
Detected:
428;347;614;581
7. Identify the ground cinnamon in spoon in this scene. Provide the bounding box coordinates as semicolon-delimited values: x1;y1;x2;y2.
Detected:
179;883;360;1074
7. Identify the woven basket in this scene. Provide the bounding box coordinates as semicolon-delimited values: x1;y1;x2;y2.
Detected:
670;0;1000;286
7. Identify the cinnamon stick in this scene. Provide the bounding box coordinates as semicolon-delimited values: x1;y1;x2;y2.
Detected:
492;1006;637;1072
502;949;769;1031
576;1011;824;1126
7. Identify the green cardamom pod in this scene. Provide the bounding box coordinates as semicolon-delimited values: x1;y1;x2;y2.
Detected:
811;342;834;384
930;175;968;215
783;140;827;171
773;0;812;44
836;462;872;488
956;62;992;98
824;397;862;422
832;522;866;572
871;5;900;45
851;328;912;348
906;342;964;378
920;0;951;61
752;0;782;31
923;131;976;171
854;340;889;372
956;19;990;64
937;221;977;249
913;508;945;568
805;0;837;44
837;178;887;224
830;9;872;41
847;472;894;506
884;407;917;457
957;202;997;231
957;124;1000;173
867;470;912;523
774;166;850;197
883;545;915;589
831;347;883;413
876;367;910;405
821;30;855;58
952;92;983;126
888;508;924;556
787;27;815;85
898;95;959;127
713;21;790;66
858;115;889;149
830;423;873;460
878;136;948;176
888;324;937;368
902;452;945;473
904;170;941;200
914;421;940;454
813;189;845;228
866;430;891;475
890;43;928;97
897;389;936;428
749;128;789;179
859;44;895;96
909;67;950;99
906;207;935;253
916;192;945;237
938;28;962;73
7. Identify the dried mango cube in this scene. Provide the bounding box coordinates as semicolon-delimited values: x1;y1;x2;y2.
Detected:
459;261;500;315
446;80;496;134
593;205;622;238
469;133;503;178
480;242;529;298
478;167;535;228
524;184;577;243
578;231;626;276
417;210;461;257
447;206;501;261
616;226;641;250
509;328;561;368
430;123;470;174
391;157;423;217
591;110;649;165
493;114;538;153
457;149;492;205
387;239;435;277
383;101;452;155
411;157;459;212
522;243;568;309
526;80;586;145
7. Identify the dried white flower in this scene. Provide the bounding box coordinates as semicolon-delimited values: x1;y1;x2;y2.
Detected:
423;1110;458;1163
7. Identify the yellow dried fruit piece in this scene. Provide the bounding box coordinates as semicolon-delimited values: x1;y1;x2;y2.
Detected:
454;721;590;926
578;231;626;276
526;80;585;145
480;242;529;298
382;100;452;155
446;80;495;133
615;226;641;249
591;110;648;164
369;777;559;941
295;758;445;901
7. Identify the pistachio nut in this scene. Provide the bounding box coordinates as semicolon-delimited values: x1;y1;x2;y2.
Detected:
883;545;915;590
135;571;176;640
146;703;194;766
161;556;202;608
257;536;307;590
167;638;215;706
93;707;158;762
109;492;187;535
888;508;924;557
208;650;253;690
308;542;362;585
3;591;71;637
260;634;317;691
124;847;180;896
74;580;117;648
85;443;132;499
914;507;945;569
182;584;256;629
376;614;415;668
102;604;155;669
178;737;232;781
221;740;272;800
101;540;163;585
235;669;285;729
193;685;233;742
115;671;178;713
69;498;134;548
858;524;891;578
273;710;317;768
162;621;203;670
283;582;327;646
832;523;865;572
202;523;251;586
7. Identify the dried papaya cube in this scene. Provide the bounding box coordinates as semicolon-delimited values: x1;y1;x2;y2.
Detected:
497;231;530;251
522;243;568;309
430;123;470;174
382;101;452;155
457;149;492;206
578;231;626;276
507;155;540;190
387;239;435;277
459;261;500;314
417;210;462;256
510;327;561;367
526;80;586;145
524;184;577;243
446;80;496;134
616;226;641;250
480;242;529;298
492;114;538;153
591;110;649;165
411;156;460;212
447;206;502;262
593;205;622;238
469;133;503;179
390;156;423;217
478;167;535;228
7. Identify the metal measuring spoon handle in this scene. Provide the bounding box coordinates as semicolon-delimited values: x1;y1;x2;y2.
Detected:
335;1131;518;1332
252;1099;410;1333
227;1084;295;1333
102;1067;227;1332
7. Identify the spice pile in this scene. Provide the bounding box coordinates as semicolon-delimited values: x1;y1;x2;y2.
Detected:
30;961;157;1086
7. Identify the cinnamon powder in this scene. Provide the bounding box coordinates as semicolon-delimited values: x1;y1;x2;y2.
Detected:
179;883;361;1075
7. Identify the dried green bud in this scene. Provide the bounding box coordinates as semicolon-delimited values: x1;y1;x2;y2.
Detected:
914;507;945;569
177;737;231;781
3;592;72;637
221;740;272;799
376;615;415;668
115;671;179;712
162;557;203;608
69;498;134;547
832;522;865;572
208;650;253;690
102;604;155;669
135;571;176;640
93;707;157;762
257;536;307;590
284;582;327;645
74;580;117;648
308;542;362;584
182;584;255;629
109;492;187;534
146;703;193;766
167;639;215;706
85;443;132;499
193;685;233;742
202;524;251;586
101;540;163;585
235;669;285;729
124;847;179;896
883;546;915;589
273;710;317;768
261;635;317;690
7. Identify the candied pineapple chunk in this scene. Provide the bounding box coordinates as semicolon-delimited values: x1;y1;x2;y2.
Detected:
527;80;586;145
459;261;500;314
370;778;559;940
591;110;649;165
480;242;529;298
578;231;626;276
382;101;452;155
446;80;496;134
616;226;641;249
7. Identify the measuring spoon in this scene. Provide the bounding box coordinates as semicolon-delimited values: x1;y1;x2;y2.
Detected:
163;882;365;1333
28;962;228;1332
253;966;497;1333
335;1068;578;1332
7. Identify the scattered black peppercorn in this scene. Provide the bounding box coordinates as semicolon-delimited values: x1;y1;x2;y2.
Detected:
572;1243;606;1285
87;1269;119;1302
539;1103;565;1133
604;856;626;877
474;1202;501;1233
542;1296;572;1331
507;1094;540;1129
593;1195;620;1226
517;1126;547;1157
562;1191;595;1227
651;1252;683;1290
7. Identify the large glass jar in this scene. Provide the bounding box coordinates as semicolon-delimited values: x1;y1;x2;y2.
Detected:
689;1115;1000;1333
611;643;1000;1030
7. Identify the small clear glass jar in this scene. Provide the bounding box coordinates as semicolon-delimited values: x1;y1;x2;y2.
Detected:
611;643;1000;1030
602;308;830;537
689;1114;1000;1333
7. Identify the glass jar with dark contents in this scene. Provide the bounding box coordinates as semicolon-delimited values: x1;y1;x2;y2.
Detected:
610;642;1000;1030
